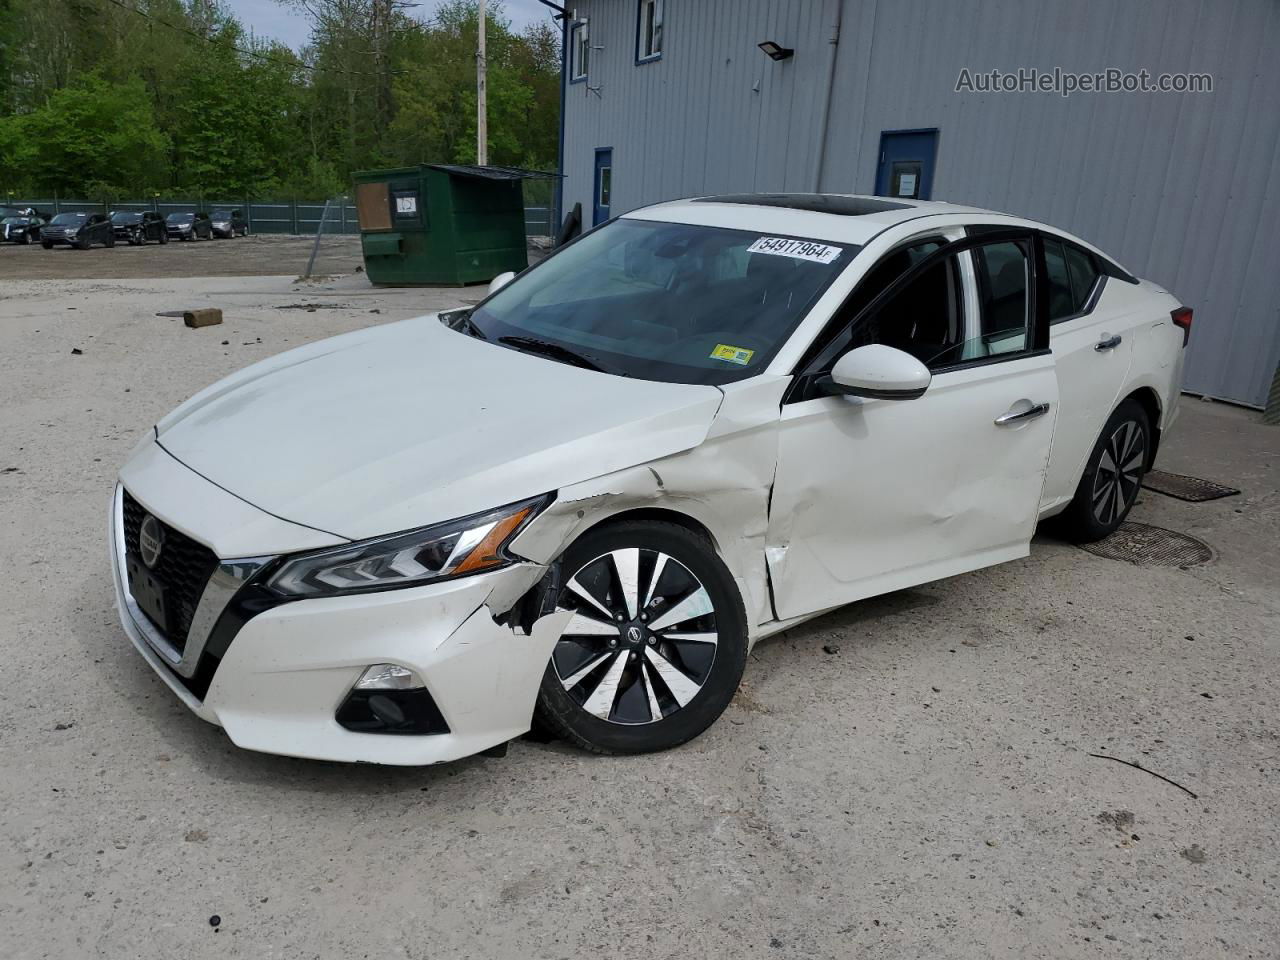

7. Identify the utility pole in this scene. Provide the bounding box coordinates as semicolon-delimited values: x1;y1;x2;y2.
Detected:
477;0;488;165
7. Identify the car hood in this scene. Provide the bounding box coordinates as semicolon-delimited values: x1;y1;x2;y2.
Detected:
155;316;725;544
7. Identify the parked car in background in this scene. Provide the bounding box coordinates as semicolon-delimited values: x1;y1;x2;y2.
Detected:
111;210;169;245
166;211;212;240
109;195;1190;764
210;209;248;238
2;209;50;244
41;212;115;249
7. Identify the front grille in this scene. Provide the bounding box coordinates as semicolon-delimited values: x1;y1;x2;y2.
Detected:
122;490;220;652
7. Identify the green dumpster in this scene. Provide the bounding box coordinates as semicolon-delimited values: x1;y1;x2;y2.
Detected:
353;164;542;286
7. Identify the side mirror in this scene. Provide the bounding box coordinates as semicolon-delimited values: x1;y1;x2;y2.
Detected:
821;344;932;400
487;271;516;296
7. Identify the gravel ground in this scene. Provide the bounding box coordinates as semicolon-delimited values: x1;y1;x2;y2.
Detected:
1;243;1277;959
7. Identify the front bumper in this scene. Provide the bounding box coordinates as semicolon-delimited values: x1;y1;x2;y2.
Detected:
110;479;570;765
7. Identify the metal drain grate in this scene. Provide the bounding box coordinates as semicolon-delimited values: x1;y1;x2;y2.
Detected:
1080;522;1213;567
1143;469;1241;502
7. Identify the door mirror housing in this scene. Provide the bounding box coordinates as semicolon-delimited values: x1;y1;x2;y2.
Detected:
822;344;932;400
487;271;516;296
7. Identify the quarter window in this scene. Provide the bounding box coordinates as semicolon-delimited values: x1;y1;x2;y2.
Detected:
637;0;663;61
571;23;590;81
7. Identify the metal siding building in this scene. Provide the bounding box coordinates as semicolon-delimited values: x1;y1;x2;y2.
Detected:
560;0;1280;408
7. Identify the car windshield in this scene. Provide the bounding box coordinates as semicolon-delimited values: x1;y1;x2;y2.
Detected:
51;213;88;225
166;213;194;223
469;219;857;384
211;211;232;219
111;212;141;223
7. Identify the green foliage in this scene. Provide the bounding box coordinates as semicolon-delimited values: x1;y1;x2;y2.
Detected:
0;0;560;198
2;73;170;196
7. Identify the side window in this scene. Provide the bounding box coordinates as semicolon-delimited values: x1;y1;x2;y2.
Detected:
844;253;966;368
972;240;1030;356
637;0;663;61
571;23;590;80
840;237;946;320
1043;238;1075;322
1046;238;1102;322
1064;243;1101;309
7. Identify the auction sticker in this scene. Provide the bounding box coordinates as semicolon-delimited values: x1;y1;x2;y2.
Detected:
747;236;843;264
710;343;756;365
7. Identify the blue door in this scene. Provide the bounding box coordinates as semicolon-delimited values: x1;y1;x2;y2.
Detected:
592;148;613;226
874;129;939;200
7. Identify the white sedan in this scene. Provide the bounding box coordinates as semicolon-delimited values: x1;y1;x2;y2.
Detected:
111;194;1189;762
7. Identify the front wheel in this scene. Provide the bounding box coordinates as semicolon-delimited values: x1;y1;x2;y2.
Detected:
41;241;53;250
534;521;748;755
1054;399;1151;543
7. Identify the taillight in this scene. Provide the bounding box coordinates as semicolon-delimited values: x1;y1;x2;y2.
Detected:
1171;307;1193;347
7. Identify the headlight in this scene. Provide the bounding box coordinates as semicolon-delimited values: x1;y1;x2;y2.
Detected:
266;495;549;598
66;228;78;237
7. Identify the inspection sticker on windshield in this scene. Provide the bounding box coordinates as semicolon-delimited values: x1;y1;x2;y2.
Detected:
747;236;843;264
710;343;756;366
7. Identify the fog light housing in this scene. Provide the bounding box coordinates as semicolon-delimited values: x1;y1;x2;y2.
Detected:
336;664;450;735
354;663;423;690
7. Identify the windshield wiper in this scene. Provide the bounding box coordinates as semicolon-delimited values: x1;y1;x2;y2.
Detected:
440;308;489;342
496;335;616;374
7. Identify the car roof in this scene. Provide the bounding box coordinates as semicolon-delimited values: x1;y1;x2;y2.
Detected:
624;194;994;244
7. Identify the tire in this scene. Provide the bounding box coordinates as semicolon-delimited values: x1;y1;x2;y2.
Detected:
78;238;91;250
534;520;748;755
159;230;168;244
41;241;53;250
1054;399;1151;543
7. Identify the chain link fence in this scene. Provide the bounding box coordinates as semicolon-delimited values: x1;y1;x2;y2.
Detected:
7;197;553;239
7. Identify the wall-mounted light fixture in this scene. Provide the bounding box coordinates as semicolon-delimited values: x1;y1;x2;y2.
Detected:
758;40;794;61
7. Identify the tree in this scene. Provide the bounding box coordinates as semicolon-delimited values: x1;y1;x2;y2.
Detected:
7;73;170;196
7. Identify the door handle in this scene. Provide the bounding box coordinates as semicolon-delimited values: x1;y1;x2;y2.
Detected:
994;402;1051;426
1095;334;1123;351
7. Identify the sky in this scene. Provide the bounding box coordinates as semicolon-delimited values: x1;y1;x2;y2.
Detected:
222;0;557;50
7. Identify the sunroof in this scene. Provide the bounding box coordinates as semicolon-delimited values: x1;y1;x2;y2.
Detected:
696;194;913;215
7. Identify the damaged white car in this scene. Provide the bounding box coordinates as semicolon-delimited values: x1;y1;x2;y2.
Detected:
111;194;1189;763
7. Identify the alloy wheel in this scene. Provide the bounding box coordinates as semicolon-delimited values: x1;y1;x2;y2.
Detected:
1092;419;1146;526
552;548;718;725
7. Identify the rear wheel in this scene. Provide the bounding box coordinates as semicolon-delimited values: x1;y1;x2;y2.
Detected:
1054;399;1151;543
534;521;748;755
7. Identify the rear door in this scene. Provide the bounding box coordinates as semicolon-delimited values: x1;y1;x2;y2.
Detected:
766;231;1059;619
1036;237;1135;511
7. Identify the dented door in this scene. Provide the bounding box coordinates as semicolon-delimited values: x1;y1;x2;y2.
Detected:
766;353;1058;619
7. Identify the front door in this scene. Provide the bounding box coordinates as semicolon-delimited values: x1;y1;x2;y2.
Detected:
593;148;613;226
766;233;1058;619
875;129;939;201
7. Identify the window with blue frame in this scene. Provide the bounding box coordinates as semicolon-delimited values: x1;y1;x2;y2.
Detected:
636;0;663;63
571;21;590;81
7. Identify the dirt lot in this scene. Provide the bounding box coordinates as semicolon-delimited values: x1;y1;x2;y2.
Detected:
1;238;1278;959
0;232;365;280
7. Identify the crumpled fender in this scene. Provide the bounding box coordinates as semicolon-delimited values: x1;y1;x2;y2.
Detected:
508;375;790;642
